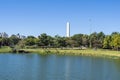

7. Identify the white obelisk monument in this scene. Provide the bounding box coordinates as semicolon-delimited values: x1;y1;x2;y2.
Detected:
66;22;70;37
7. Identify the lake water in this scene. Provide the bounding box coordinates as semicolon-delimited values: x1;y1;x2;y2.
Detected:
0;53;120;80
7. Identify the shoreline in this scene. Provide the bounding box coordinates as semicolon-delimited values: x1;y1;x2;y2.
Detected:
0;47;120;58
22;48;120;58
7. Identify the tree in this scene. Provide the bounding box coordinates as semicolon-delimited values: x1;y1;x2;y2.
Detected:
111;32;119;36
54;35;66;48
38;33;54;47
72;34;83;47
1;32;9;38
0;38;10;46
110;34;120;50
96;32;105;48
89;32;105;48
103;35;112;49
47;35;54;47
89;32;97;48
0;38;2;47
17;40;26;49
25;36;37;46
82;34;89;47
0;32;10;46
65;37;76;47
9;34;20;46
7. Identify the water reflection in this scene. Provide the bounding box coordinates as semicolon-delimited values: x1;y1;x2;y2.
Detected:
0;54;120;80
65;56;71;80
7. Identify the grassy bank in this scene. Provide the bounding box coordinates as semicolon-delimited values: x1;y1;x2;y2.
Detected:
21;48;120;58
0;46;12;53
0;47;120;58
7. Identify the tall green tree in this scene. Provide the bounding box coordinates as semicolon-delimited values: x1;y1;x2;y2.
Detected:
54;35;66;48
103;35;112;49
9;34;20;46
38;33;54;47
17;40;26;49
110;34;120;50
89;32;105;48
1;38;10;46
82;34;89;47
65;37;76;47
25;36;37;46
72;34;83;47
89;32;97;48
0;38;2;47
97;32;105;48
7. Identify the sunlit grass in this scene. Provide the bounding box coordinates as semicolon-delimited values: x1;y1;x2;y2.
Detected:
0;46;12;53
22;48;120;58
0;47;120;58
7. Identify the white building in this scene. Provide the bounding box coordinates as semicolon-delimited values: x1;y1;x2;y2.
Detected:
66;22;70;37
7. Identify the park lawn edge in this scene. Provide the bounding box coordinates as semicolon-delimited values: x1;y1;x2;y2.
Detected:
21;48;120;58
0;47;120;59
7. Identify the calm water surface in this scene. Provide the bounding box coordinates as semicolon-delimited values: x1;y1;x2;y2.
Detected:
0;53;120;80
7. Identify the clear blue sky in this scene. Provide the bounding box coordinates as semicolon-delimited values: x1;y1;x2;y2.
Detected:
0;0;120;37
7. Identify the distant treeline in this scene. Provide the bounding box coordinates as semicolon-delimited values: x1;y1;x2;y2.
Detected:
0;32;120;50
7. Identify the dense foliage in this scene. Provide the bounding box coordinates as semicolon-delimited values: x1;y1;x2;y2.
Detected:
0;32;120;50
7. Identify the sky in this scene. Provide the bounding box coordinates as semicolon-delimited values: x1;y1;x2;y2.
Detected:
0;0;120;37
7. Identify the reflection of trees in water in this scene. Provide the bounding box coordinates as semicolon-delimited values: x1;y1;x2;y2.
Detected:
113;58;120;72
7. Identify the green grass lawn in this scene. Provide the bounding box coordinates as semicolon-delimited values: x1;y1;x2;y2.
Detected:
0;47;120;58
22;48;120;58
0;46;12;53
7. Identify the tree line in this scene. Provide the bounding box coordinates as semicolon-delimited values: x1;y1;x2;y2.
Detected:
0;32;120;50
